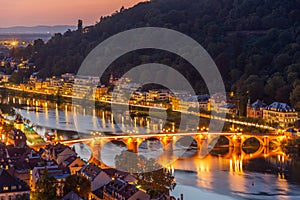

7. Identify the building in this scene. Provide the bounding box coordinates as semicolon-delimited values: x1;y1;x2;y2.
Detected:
263;102;298;127
31;165;70;195
7;129;27;148
43;143;69;161
146;90;170;102
73;76;100;99
0;143;46;185
13;114;24;132
197;94;210;111
0;75;11;83
246;99;266;119
102;178;150;200
80;163;102;181
95;85;109;100
80;163;112;192
56;147;77;165
61;155;86;175
0;168;30;200
209;93;235;114
130;91;145;102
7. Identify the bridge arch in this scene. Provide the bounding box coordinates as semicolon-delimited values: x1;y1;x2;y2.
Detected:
242;136;264;147
241;137;263;155
174;136;199;149
209;136;230;156
241;144;265;160
137;137;164;152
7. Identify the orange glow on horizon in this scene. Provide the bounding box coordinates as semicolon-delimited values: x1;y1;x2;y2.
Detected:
0;0;144;27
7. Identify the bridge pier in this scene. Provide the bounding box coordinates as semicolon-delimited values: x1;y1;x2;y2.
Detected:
125;139;139;153
194;135;205;149
161;137;174;157
263;146;269;155
263;136;269;147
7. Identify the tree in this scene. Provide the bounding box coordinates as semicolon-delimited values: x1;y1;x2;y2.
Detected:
8;0;300;110
244;75;264;100
77;19;83;31
115;150;176;197
290;84;300;110
31;171;59;200
264;73;286;102
63;174;91;198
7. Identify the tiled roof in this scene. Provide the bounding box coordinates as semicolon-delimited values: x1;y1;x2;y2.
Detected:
37;166;70;179
80;163;101;180
250;99;266;110
0;168;29;193
62;155;78;166
0;144;43;171
104;178;139;199
61;191;83;200
102;168;129;179
266;102;295;112
92;186;104;199
45;143;69;158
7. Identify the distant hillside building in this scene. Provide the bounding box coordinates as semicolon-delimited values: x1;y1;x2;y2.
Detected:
263;102;298;127
246;99;266;119
209;93;235;114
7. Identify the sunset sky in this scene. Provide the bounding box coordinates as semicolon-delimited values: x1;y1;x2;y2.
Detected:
0;0;143;27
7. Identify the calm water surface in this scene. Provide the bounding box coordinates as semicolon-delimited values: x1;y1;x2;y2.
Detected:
2;95;300;200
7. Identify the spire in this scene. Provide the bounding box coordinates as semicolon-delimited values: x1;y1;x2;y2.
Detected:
247;98;251;105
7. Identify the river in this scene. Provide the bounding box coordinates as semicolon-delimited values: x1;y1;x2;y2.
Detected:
1;94;300;200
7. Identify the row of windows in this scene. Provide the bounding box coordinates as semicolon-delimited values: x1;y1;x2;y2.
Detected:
2;186;17;191
0;193;29;200
264;111;297;118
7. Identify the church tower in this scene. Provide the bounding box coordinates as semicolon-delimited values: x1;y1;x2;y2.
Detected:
246;99;251;118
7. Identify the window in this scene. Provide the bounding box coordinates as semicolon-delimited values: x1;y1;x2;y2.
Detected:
3;186;8;191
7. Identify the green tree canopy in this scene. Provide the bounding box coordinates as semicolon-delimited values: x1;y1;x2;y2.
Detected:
63;174;91;198
115;150;176;197
31;171;59;200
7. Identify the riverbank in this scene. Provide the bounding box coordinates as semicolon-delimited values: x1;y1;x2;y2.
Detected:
0;86;278;133
1;86;111;109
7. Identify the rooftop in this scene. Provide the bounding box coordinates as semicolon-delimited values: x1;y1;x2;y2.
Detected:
266;102;295;112
0;168;29;193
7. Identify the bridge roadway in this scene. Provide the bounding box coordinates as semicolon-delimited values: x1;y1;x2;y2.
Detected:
59;132;243;144
58;132;284;154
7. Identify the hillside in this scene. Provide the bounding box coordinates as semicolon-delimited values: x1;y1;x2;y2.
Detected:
10;0;300;114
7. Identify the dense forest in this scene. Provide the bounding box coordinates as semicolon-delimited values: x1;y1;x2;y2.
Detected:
10;0;300;114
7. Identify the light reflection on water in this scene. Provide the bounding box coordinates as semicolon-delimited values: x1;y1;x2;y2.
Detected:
3;96;300;200
97;141;300;200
